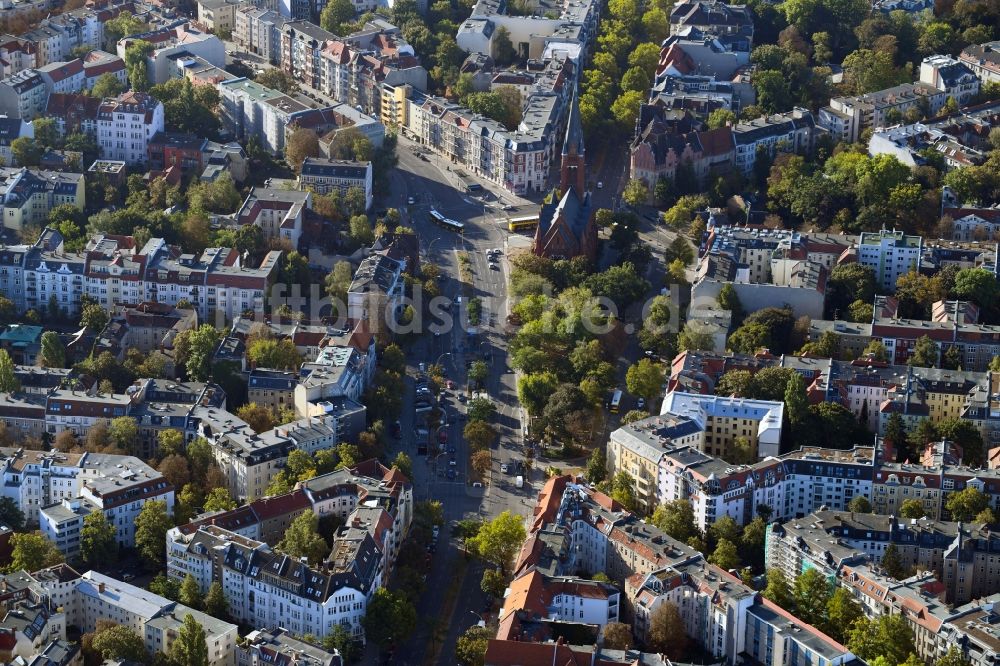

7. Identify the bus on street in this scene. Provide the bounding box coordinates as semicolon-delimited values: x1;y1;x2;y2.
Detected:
508;214;539;233
609;389;623;413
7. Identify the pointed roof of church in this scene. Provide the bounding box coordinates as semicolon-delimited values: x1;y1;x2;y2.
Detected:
562;91;585;157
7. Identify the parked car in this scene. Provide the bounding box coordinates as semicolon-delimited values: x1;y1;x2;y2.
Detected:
407;196;415;205
500;463;509;474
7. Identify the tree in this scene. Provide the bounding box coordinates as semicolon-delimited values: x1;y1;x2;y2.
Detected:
622;179;649;206
455;626;492;666
10;136;41;166
603;622;633;650
124;39;154;91
91;72;125;98
256;68;299;94
275;511;329;564
784;372;810;427
469;360;489;385
92;624;147;662
149;573;180;600
203;581;228;620
706;108;737;129
467;511;526;576
81;302;110;332
179;573;203;609
285;127;320;173
323;625;357;662
80;511;117;567
0;349;20;393
647;601;688;659
899;499;926;519
827;264;876;319
320;0;355;32
763;569;795;611
169;614;209;666
109;416;139;455
709;538;741;571
862;340;888;362
954;267;1000;312
203;487;236;513
174;324;221;382
464;420;497;452
392;451;413;479
481;568;506;598
938;418;985;467
0;497;24;531
848;495;872;513
248;337;301;370
651;499;697;543
586;447;607;484
610;90;644;131
848;614;916;666
625;359;664;405
134;500;172;568
946;486;990;522
492;26;517;66
8;532;64;571
364;588;417;647
881;543;908;580
794;568;832;627
826;587;863;643
103;14;146;47
39;331;66;368
610;471;638;511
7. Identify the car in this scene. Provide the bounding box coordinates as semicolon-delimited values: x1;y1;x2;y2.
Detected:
490;263;499;270
438;431;448;444
446;380;456;389
434;331;441;337
447;468;457;480
458;394;467;403
637;397;646;409
447;446;456;454
407;196;415;205
597;181;604;189
122;573;135;582
472;481;483;488
432;525;440;538
500;463;509;474
449;458;457;466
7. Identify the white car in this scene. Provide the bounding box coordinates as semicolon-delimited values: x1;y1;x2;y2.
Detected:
637;398;646;409
597;181;604;189
407;196;415;204
501;463;509;474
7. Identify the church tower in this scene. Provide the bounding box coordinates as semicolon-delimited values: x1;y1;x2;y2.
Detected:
560;92;586;195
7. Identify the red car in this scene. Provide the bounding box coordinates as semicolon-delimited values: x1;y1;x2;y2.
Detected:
446;380;456;389
438;431;448;444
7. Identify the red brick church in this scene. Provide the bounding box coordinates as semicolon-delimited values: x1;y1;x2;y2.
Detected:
532;94;598;262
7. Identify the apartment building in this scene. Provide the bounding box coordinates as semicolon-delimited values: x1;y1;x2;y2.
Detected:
0;569;68;662
692;251;827;319
627;560;755;660
44;92;101;137
96;91;165;166
500;570;620;632
0;447;174;533
194;405;295;501
515;477;860;666
234;186;311;247
346;254;404;334
60;571;238;666
295;350;368;414
219;77;315;154
766;510;1000;606
198;0;240;34
611;414;875;530
247;368;297;411
0;116;32;167
660;391;784;459
920;54;981;105
606;414;703;512
0;70;50;120
116;23;225;86
730;107;817;174
299;158;373;210
240;628;340;666
167;462;412;641
669;0;754;46
857;228;923;292
629;106;735;192
234;7;287;65
0;167;85;232
960;40;1000;84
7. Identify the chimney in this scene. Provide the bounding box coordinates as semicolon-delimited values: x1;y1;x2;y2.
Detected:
98;582;105;594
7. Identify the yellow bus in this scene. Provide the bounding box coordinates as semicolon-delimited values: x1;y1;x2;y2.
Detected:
508;214;539;233
609;389;623;413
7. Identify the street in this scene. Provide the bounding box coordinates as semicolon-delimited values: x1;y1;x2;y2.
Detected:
375;126;665;664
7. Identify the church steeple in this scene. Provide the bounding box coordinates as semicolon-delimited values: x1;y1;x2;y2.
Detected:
560;91;586;195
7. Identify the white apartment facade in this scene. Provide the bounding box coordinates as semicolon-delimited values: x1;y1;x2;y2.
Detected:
96;92;165;166
857;229;923;292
